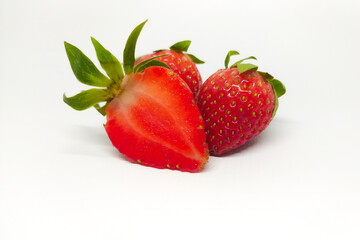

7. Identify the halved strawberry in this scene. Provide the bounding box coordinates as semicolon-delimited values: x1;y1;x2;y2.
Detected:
63;20;209;172
136;41;204;98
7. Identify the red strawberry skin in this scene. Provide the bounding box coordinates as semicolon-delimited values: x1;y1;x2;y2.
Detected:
136;50;202;98
105;66;209;172
198;68;276;155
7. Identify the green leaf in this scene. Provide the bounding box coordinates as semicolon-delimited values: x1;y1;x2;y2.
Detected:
153;49;166;53
230;56;257;68
225;50;240;68
237;63;258;74
94;103;109;116
269;79;286;98
64;41;112;87
63;88;110;111
123;20;147;75
170;40;191;52
133;54;168;73
258;71;274;80
272;98;279;118
134;60;170;73
187;53;205;64
91;37;124;84
268;79;285;118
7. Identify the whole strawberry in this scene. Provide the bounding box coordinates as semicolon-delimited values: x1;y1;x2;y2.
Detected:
63;20;209;172
198;51;286;156
136;41;204;98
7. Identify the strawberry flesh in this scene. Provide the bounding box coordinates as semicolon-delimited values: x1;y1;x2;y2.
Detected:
105;66;208;172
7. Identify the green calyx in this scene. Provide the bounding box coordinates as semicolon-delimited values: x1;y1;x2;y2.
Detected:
224;50;286;118
168;40;205;64
258;71;286;118
123;20;148;75
258;72;286;99
133;54;169;73
170;40;191;52
63;20;170;116
224;50;239;68
224;50;258;73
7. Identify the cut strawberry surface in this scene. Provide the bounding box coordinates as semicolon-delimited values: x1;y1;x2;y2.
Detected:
63;20;209;172
105;67;208;172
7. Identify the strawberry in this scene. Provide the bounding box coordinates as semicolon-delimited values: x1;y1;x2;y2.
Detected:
198;51;286;156
63;20;209;172
136;40;204;98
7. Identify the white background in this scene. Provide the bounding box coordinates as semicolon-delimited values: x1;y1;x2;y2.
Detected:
1;0;360;239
